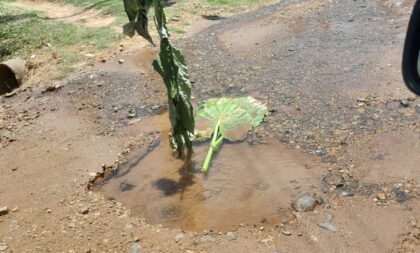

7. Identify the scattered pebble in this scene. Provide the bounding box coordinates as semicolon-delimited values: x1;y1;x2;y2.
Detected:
281;230;292;236
84;53;95;58
128;109;137;119
324;212;333;222
318;223;338;232
4;92;16;98
175;233;185;243
200;235;216;243
130;243;140;253
225;231;236;241
292;194;317;212
0;206;8;216
377;192;386;201
0;245;8;251
118;59;124;64
79;207;89;215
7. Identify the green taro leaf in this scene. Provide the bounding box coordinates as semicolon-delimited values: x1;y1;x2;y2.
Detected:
123;0;195;157
196;97;268;173
123;0;154;44
196;97;268;141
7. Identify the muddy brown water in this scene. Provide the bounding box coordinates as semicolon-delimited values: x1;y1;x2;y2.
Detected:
96;114;324;231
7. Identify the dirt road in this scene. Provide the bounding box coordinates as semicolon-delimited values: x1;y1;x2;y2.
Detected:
1;0;419;252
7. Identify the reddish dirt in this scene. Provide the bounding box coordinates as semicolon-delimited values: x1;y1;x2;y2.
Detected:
1;0;420;252
6;0;116;27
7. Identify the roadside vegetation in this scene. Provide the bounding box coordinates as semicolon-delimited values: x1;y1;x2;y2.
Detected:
0;0;274;80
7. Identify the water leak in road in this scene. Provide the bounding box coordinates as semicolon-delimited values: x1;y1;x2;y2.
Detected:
95;114;324;231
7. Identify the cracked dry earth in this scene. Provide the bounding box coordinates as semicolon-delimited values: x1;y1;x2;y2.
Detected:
1;0;420;252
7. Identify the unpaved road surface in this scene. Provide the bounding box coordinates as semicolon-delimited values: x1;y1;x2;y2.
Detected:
1;0;420;252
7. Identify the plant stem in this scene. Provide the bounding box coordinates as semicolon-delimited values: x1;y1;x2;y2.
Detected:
202;121;221;173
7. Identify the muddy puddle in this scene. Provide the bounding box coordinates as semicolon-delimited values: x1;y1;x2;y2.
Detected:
95;114;324;231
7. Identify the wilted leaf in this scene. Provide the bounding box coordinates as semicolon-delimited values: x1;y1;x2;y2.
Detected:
123;0;195;157
123;0;154;43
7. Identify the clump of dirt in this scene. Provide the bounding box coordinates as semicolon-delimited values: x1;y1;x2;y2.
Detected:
94;113;326;231
6;0;116;28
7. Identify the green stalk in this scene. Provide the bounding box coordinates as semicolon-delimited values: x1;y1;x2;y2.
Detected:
202;121;222;174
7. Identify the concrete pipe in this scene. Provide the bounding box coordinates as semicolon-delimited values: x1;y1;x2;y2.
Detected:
0;59;26;95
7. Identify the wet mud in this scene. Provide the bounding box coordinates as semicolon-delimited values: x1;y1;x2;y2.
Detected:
96;114;325;231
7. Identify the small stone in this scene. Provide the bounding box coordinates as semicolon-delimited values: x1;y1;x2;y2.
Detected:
118;59;124;64
128;109;137;119
79;207;89;214
281;230;292;236
4;92;16;98
324;212;333;222
225;231;236;241
130;243;140;253
0;245;8;251
400;100;410;107
377;192;386;201
46;208;52;213
292;194;317;212
175;233;185;243
68;223;76;228
259;226;265;231
0;206;9;216
318;223;338;232
185;250;194;253
340;191;354;197
200;235;216;243
84;53;95;58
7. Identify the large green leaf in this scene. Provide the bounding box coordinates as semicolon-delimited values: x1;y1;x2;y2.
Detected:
122;0;154;44
196;97;268;141
122;0;195;157
196;97;268;173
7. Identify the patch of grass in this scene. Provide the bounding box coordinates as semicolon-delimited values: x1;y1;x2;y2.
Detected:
53;0;126;17
0;5;121;61
205;0;264;4
168;26;186;34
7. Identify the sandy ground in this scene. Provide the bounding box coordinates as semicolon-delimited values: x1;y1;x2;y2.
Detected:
1;0;420;252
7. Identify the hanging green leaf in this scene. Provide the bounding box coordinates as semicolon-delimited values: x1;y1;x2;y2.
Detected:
122;0;154;44
196;97;268;173
122;0;195;157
